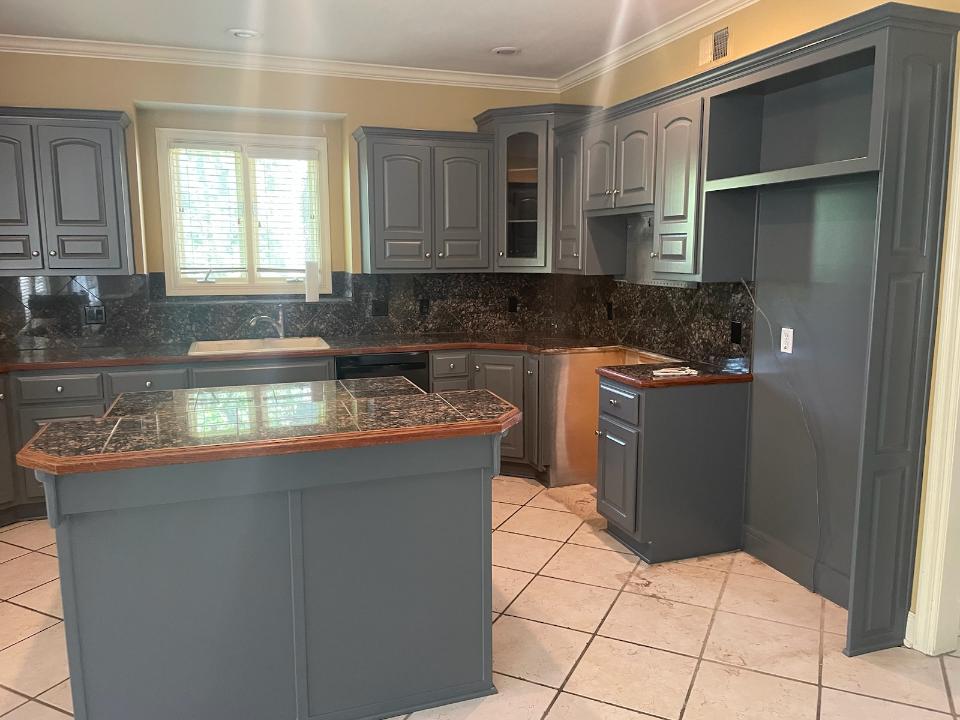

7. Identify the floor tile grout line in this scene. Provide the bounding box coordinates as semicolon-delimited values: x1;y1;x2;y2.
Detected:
942;655;958;717
817;597;825;719
677;565;731;720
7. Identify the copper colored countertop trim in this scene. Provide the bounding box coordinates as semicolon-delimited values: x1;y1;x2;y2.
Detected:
596;366;753;390
16;408;521;476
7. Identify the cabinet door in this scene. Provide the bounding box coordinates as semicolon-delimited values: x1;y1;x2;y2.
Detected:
596;415;639;533
615;110;656;207
191;359;335;389
433;145;490;270
653;97;703;274
496;119;548;269
471;352;524;459
523;355;540;467
37;124;124;270
582;123;616;211
0;121;43;270
372;143;432;270
555;134;583;272
18;401;106;499
0;379;13;506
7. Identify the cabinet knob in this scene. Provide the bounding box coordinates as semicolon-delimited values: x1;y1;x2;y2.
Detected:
31;251;39;257
425;252;431;258
603;189;611;196
56;385;64;393
526;369;534;375
608;398;619;406
498;251;505;257
595;429;603;437
572;252;579;258
474;364;480;371
649;252;659;259
449;363;456;370
0;393;5;401
145;380;153;388
437;252;445;258
613;188;621;195
48;250;57;257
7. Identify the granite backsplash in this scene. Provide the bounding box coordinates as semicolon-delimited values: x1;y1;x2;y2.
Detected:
0;272;753;366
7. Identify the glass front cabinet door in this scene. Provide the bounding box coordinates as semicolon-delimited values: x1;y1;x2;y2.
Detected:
495;119;548;269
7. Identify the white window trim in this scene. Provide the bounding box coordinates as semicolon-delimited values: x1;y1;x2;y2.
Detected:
156;127;333;297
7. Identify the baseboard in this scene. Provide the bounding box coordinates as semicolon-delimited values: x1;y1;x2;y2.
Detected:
904;611;918;649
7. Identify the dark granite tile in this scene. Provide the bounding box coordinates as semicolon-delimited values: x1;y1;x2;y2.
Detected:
439;390;514;421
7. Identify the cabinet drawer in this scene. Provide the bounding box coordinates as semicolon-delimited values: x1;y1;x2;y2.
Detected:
17;373;103;403
432;352;469;378
432;376;470;392
106;368;190;397
599;382;642;426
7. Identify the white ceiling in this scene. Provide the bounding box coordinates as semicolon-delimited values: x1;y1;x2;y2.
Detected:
0;0;751;87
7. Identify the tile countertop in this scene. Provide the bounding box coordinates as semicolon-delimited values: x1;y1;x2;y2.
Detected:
16;376;521;475
596;359;753;390
0;333;673;372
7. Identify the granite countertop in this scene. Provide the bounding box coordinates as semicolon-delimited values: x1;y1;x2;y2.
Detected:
0;333;659;372
16;376;520;475
596;359;752;389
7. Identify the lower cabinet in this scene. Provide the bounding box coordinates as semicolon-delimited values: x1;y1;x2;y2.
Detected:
106;368;190;398
596;379;749;563
190;359;335;388
17;401;106;499
471;352;525;459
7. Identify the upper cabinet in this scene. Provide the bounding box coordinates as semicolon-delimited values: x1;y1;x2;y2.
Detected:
582;110;656;212
0;109;133;276
355;127;493;273
475;105;597;273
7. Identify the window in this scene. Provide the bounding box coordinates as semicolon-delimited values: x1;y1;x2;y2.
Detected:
156;129;332;296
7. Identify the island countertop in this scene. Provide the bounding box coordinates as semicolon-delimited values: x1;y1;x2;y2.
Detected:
16;376;520;475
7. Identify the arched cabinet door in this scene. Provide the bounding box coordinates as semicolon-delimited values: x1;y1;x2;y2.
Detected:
0;122;43;270
37;124;124;270
372;143;433;270
616;110;656;208
433;145;490;270
582;124;615;212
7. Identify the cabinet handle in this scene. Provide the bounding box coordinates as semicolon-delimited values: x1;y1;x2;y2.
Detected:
0;393;5;401
145;381;153;388
572;252;579;258
437;252;445;258
449;363;456;370
425;252;431;258
613;188;621;195
56;386;64;393
474;364;480;371
649;252;659;259
595;429;603;437
498;251;505;257
526;369;534;375
608;398;619;406
31;251;39;257
48;250;57;257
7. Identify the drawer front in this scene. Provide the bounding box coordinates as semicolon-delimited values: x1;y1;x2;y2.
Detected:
432;352;469;378
191;360;335;389
107;368;190;397
431;376;470;392
17;373;103;403
599;382;641;426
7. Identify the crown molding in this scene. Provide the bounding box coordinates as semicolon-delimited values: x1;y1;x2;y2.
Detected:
556;0;760;91
0;0;759;94
0;34;560;92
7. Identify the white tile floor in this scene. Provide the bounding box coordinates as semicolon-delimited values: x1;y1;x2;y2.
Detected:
0;478;958;719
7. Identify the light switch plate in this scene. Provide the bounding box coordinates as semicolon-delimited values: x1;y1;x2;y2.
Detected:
780;327;794;354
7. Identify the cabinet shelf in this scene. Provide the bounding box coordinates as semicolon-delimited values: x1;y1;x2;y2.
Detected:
704;156;879;192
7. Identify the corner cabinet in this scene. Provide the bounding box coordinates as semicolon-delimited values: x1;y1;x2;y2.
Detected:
0;109;134;276
355;127;493;273
475;104;598;273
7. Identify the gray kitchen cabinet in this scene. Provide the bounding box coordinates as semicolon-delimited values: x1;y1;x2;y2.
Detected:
190;359;335;388
615;110;657;208
0;379;13;506
433;145;491;270
106;367;190;398
596;379;748;563
355;127;494;273
555;133;584;271
471;352;524;459
17;401;106;499
523;354;540;467
371;142;433;271
596;414;639;533
652;97;703;275
0;109;133;276
0;121;43;270
582;123;616;212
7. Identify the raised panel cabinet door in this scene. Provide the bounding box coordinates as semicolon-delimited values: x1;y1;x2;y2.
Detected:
653;97;703;274
582;123;616;211
37;124;124;270
433;145;491;270
555;134;583;271
496;119;548;269
616;110;657;208
471;352;524;459
372;143;433;270
17;401;106;500
596;415;639;533
0;121;43;270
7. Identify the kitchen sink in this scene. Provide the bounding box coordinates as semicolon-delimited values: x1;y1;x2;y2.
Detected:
187;337;331;356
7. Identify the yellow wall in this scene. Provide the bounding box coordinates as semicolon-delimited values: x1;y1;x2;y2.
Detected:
0;52;557;272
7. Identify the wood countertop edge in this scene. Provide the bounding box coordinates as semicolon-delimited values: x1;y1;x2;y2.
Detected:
595;366;754;389
16;407;522;476
0;342;667;372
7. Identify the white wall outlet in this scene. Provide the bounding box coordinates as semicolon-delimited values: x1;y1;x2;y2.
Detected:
780;327;794;354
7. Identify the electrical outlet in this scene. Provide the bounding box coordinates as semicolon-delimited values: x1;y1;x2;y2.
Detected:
371;299;389;317
606;301;614;321
418;298;430;317
83;305;106;325
730;320;743;345
780;327;794;354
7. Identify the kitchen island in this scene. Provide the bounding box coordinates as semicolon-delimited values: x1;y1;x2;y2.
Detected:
17;376;519;720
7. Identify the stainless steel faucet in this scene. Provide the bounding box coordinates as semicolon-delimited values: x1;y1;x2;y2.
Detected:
248;305;285;338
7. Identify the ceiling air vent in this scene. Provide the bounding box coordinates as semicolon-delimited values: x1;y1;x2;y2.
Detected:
699;27;730;66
